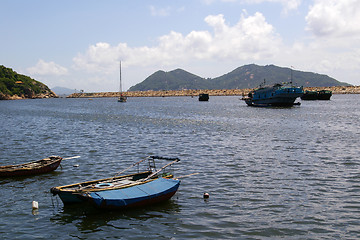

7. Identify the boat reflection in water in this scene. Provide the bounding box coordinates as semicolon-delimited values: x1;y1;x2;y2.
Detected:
243;82;303;107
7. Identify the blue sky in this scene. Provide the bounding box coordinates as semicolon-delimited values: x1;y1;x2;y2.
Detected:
1;0;360;92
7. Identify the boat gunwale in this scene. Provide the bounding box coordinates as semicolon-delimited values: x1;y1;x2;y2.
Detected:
51;171;156;193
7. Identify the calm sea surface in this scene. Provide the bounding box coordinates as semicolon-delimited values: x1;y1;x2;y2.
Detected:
0;95;360;239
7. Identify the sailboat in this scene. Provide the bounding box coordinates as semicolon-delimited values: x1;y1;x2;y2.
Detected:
118;61;127;102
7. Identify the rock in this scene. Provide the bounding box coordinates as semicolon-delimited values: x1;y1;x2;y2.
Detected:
67;86;360;98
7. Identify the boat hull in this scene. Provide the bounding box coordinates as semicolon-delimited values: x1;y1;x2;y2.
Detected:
118;96;127;102
300;91;318;100
244;84;303;107
57;191;87;204
245;95;302;107
301;90;332;100
199;93;209;101
87;178;180;209
0;156;62;177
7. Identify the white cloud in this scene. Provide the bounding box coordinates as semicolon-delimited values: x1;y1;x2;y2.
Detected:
306;0;360;37
73;12;282;73
72;42;121;74
204;0;302;13
149;5;171;17
298;0;360;85
27;59;68;76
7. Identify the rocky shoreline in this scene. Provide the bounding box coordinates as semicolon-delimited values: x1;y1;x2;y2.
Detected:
0;92;58;100
67;86;360;98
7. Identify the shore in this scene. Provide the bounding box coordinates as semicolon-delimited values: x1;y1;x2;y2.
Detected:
67;85;360;98
0;92;58;100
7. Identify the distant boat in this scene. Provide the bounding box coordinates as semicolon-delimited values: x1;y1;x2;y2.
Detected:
242;81;303;107
199;93;209;101
0;156;62;177
301;90;332;100
118;61;127;102
50;156;181;209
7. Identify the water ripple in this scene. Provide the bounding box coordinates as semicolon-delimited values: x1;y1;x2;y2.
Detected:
1;95;360;239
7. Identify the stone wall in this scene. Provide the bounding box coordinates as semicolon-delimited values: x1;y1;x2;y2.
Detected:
67;86;360;98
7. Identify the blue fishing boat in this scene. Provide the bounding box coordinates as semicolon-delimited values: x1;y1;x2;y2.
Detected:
243;82;303;107
50;156;180;209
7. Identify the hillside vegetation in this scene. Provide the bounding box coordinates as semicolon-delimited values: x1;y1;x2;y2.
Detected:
0;65;57;100
129;64;350;91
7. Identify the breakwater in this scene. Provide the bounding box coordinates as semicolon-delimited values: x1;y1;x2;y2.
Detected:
67;85;360;98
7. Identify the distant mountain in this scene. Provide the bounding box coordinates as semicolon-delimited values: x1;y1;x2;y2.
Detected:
0;65;57;100
128;64;350;91
211;64;350;89
52;86;75;95
129;69;208;91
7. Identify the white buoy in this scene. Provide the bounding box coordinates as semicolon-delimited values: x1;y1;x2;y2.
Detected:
203;193;210;199
73;164;79;167
32;201;39;210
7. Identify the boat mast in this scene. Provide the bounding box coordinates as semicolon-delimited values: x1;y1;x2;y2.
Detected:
119;61;122;95
117;61;127;102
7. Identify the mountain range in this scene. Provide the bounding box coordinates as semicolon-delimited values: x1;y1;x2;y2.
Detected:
129;64;350;91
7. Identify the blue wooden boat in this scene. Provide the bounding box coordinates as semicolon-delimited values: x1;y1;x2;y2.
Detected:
50;156;180;209
243;82;303;107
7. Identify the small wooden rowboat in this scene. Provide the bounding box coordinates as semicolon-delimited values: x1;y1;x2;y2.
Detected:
50;156;180;209
0;156;63;177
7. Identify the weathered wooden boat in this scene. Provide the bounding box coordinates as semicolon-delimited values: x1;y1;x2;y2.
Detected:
242;82;303;107
0;156;63;177
199;93;209;101
301;90;332;100
50;156;181;209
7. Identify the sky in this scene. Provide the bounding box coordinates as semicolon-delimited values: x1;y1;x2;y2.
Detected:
1;0;360;92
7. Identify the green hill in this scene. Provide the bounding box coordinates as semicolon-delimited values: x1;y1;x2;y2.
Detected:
129;64;350;91
129;69;208;91
211;64;349;89
0;65;57;100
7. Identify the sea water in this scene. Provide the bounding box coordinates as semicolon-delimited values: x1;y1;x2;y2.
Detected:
0;95;359;239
